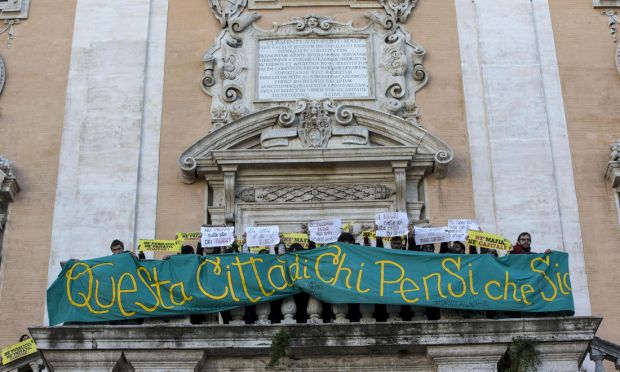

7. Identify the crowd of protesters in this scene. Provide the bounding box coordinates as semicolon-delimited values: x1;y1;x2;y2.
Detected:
109;229;551;259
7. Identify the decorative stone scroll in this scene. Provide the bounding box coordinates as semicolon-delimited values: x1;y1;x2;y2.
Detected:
202;14;428;129
602;10;620;74
0;155;19;230
238;184;393;203
258;99;368;149
606;140;620;188
0;0;30;48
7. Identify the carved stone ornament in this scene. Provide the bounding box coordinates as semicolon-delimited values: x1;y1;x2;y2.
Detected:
0;155;20;230
603;10;620;74
238;184;393;203
0;54;6;95
617;42;620;75
260;99;368;149
298;100;332;148
0;0;29;48
379;0;417;23
606;140;620;188
209;0;247;27
201;14;428;128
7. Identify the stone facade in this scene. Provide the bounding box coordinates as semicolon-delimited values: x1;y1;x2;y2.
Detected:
0;1;617;371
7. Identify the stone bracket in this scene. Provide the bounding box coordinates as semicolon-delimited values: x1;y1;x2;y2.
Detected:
222;165;238;223
392;161;407;212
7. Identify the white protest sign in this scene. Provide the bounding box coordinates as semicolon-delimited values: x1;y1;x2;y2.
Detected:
246;226;280;247
201;226;235;247
447;219;479;242
308;219;342;244
375;212;409;237
414;226;450;244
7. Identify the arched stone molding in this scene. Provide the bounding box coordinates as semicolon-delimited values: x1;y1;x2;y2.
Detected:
179;102;452;232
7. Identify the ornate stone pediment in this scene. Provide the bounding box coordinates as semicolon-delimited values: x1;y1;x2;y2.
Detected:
190;1;453;229
179;102;453;183
202;14;427;129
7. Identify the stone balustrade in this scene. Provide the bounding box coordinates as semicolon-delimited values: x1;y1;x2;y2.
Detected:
87;295;569;327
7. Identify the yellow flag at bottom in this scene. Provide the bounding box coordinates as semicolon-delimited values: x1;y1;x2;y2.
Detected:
2;338;37;365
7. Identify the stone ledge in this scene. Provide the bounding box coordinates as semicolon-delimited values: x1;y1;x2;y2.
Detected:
31;317;600;352
29;317;601;371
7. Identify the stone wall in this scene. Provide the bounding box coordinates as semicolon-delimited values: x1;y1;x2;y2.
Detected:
549;0;620;344
0;0;77;348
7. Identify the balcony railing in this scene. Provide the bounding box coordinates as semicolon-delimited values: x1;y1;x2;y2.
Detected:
95;294;563;327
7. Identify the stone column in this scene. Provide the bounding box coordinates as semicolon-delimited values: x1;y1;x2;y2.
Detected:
427;344;506;372
535;342;590;372
45;0;170;319
454;0;591;315
590;349;605;372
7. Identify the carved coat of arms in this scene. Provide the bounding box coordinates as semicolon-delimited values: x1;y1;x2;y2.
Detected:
298;101;332;148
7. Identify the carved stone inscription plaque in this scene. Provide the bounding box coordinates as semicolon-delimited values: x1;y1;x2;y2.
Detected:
257;38;370;100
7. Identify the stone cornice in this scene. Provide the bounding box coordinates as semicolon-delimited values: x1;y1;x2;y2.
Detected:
30;317;600;352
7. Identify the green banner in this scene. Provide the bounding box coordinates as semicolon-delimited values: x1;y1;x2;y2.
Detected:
47;243;574;325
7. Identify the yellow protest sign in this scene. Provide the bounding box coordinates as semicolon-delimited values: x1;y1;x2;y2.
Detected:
138;239;181;253
466;230;512;251
175;232;200;242
281;233;309;249
2;338;37;365
361;230;392;246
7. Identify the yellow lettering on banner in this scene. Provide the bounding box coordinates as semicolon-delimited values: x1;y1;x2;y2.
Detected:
94;276;116;310
468;264;479;295
169;282;193;306
314;246;340;284
503;271;521;302
376;260;405;297
303;259;311;279
562;272;572;291
196;257;229;300
422;273;447;301
355;262;370;293
135;267;160;312
332;253;353;289
521;284;535;305
65;262;114;314
530;256;557;302
556;272;571;295
150;268;173;309
248;257;275;296
484;280;502;300
288;255;303;282
267;261;290;290
117;273;138;317
398;277;421;303
1;338;37;365
442;257;466;298
226;265;241;302
232;257;261;303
